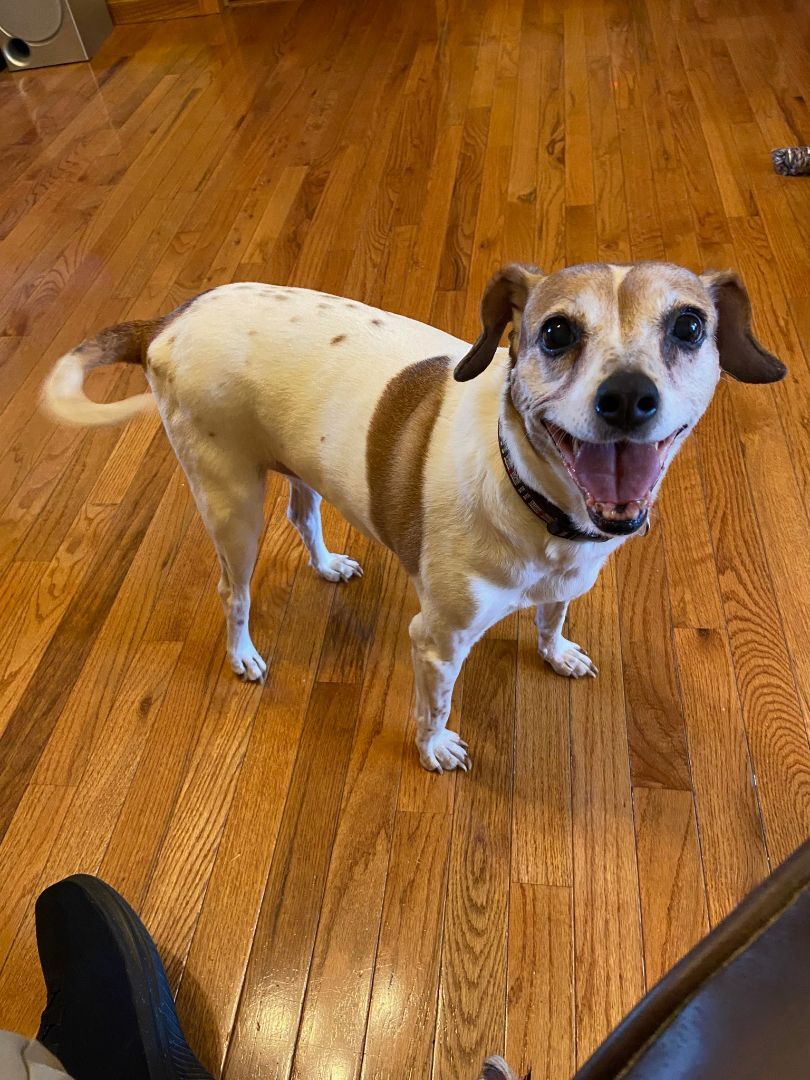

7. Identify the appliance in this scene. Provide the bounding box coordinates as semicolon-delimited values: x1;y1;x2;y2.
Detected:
0;0;112;71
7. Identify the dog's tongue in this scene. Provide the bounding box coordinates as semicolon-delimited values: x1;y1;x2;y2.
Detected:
573;441;662;503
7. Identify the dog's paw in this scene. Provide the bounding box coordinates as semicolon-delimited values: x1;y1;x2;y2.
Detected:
418;728;471;774
315;553;364;582
540;636;598;678
230;641;267;681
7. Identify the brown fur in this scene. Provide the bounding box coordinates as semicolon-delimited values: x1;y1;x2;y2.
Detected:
75;291;214;370
75;319;158;367
367;355;451;576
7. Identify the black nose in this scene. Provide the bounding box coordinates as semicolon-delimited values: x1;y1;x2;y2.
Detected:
594;371;659;431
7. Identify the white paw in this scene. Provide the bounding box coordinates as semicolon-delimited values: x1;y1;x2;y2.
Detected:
417;728;471;774
229;640;267;681
314;553;364;582
540;636;598;678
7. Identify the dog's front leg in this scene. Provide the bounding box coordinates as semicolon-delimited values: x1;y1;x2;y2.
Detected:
535;600;598;678
409;612;471;773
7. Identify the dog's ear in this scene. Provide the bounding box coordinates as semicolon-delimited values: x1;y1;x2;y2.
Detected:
701;270;787;384
477;1055;530;1080
454;263;543;382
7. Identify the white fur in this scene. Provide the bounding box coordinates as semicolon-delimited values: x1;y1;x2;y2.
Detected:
42;274;723;772
42;352;155;427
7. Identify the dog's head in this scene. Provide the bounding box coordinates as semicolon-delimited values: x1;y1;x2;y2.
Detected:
455;262;786;537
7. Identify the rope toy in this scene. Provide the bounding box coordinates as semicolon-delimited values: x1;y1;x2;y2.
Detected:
771;147;810;176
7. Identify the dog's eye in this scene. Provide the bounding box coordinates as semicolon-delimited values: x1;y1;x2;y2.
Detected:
540;316;576;353
671;310;704;345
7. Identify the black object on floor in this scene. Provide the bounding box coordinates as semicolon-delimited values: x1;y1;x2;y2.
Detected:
35;874;212;1080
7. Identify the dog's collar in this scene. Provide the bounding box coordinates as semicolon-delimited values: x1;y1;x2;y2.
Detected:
498;420;609;543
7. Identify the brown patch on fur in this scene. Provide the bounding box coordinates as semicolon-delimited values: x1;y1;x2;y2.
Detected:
317;302;330;310
524;264;614;333
248;329;258;336
367;356;450;576
75;290;216;372
76;319;158;368
331;334;347;345
617;263;697;337
371;318;383;326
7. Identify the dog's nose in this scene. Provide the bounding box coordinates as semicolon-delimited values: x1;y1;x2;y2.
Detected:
594;371;659;431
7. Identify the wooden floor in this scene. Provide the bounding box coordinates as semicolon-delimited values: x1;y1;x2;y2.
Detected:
0;1;809;1076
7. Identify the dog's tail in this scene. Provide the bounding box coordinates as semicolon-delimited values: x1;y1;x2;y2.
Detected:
478;1057;530;1080
42;319;158;428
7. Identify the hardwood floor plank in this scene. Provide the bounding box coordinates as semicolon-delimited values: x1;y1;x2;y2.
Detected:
98;574;226;907
0;784;74;975
224;683;360;1080
616;532;690;791
697;381;810;865
634;788;709;988
506;883;574;1080
512;609;572;888
0;432;173;839
568;562;644;1064
433;638;515;1079
291;560;412;1078
361;811;451;1080
674;626;768;922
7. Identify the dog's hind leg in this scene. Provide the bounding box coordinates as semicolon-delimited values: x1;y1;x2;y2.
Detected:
535;600;598;678
167;434;268;680
287;478;363;582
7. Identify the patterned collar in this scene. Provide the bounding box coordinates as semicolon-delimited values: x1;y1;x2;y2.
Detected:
497;420;609;543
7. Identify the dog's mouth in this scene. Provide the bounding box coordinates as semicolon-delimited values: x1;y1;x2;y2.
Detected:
542;421;686;536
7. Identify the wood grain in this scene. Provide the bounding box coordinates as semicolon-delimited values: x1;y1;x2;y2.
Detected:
568;562;645;1064
506;883;574;1080
0;2;808;1075
109;0;221;29
361;811;451;1080
223;683;360;1079
433;638;515;1079
634;788;709;988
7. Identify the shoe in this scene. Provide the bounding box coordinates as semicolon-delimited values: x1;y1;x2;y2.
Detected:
35;875;212;1080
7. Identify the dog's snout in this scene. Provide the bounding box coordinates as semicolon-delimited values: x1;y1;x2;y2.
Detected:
594;370;659;431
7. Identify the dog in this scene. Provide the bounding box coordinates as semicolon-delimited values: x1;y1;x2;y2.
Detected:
42;262;785;772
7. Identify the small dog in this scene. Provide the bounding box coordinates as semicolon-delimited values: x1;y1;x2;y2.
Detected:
42;263;785;772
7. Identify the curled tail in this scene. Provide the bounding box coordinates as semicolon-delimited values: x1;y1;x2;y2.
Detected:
42;318;159;428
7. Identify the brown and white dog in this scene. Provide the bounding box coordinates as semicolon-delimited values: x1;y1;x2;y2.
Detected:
42;263;785;772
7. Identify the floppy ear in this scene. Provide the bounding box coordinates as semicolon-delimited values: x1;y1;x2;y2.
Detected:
454;263;543;382
702;271;787;384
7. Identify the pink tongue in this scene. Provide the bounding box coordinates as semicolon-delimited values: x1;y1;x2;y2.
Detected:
573;441;662;503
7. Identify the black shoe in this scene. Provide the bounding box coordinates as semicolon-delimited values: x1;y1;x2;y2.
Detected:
35;875;212;1080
